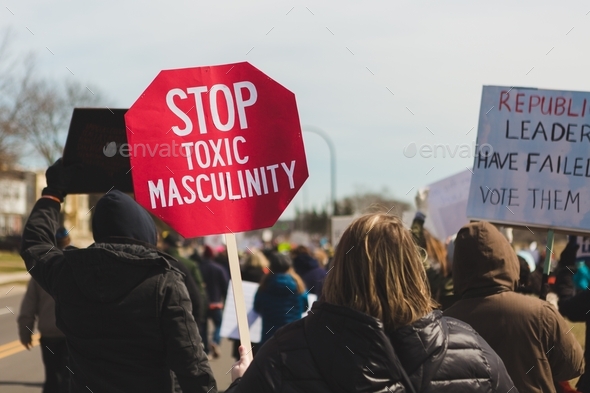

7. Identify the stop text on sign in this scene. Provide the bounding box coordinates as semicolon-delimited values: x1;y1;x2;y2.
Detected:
166;81;257;135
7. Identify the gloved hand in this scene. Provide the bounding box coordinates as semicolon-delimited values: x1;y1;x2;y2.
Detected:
415;188;429;213
43;158;79;201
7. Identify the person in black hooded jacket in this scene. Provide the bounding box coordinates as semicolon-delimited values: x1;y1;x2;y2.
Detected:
20;160;217;393
226;213;515;393
291;246;326;297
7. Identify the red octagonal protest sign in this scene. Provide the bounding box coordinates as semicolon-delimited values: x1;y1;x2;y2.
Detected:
125;62;308;238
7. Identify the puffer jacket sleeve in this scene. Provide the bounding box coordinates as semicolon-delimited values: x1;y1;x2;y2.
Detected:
224;336;283;393
542;303;584;382
160;272;217;393
20;198;65;296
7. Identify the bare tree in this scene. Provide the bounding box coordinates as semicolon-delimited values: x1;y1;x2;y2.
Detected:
335;186;410;217
0;30;105;167
0;31;37;167
17;78;103;165
295;188;411;235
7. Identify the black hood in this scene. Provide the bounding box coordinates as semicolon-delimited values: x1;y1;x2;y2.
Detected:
293;253;319;274
92;190;157;246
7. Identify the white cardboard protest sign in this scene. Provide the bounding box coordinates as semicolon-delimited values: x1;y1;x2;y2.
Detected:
426;170;471;240
467;86;590;233
220;281;262;341
331;215;355;247
577;236;590;259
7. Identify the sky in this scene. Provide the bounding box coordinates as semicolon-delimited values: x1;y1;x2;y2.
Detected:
4;0;590;220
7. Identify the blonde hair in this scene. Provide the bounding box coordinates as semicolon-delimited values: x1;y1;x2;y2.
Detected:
323;213;437;330
259;269;307;294
289;268;307;294
259;252;307;294
424;229;448;277
314;248;329;267
243;249;269;270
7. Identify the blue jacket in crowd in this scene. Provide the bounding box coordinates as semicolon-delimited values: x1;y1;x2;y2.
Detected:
254;273;308;344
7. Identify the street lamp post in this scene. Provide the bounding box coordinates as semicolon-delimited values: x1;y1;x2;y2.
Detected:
303;126;336;217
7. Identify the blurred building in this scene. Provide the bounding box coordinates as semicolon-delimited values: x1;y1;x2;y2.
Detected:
0;169;35;237
0;169;93;250
62;192;93;247
32;170;94;247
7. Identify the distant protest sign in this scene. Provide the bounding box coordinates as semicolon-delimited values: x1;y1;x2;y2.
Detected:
576;236;590;261
63;108;133;193
331;215;355;247
220;281;262;341
467;86;590;233
426;170;471;240
125;62;309;238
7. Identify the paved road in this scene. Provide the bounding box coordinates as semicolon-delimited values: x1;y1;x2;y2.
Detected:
0;273;31;286
0;284;236;392
0;285;44;393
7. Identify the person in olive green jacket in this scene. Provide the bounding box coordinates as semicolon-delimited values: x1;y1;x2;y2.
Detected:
162;232;208;332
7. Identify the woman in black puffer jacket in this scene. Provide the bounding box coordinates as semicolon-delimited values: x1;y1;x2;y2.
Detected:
226;213;516;393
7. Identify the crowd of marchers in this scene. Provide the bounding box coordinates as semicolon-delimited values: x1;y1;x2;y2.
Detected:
16;159;588;393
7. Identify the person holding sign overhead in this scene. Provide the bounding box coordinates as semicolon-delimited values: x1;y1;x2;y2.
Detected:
226;213;515;393
20;160;217;393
